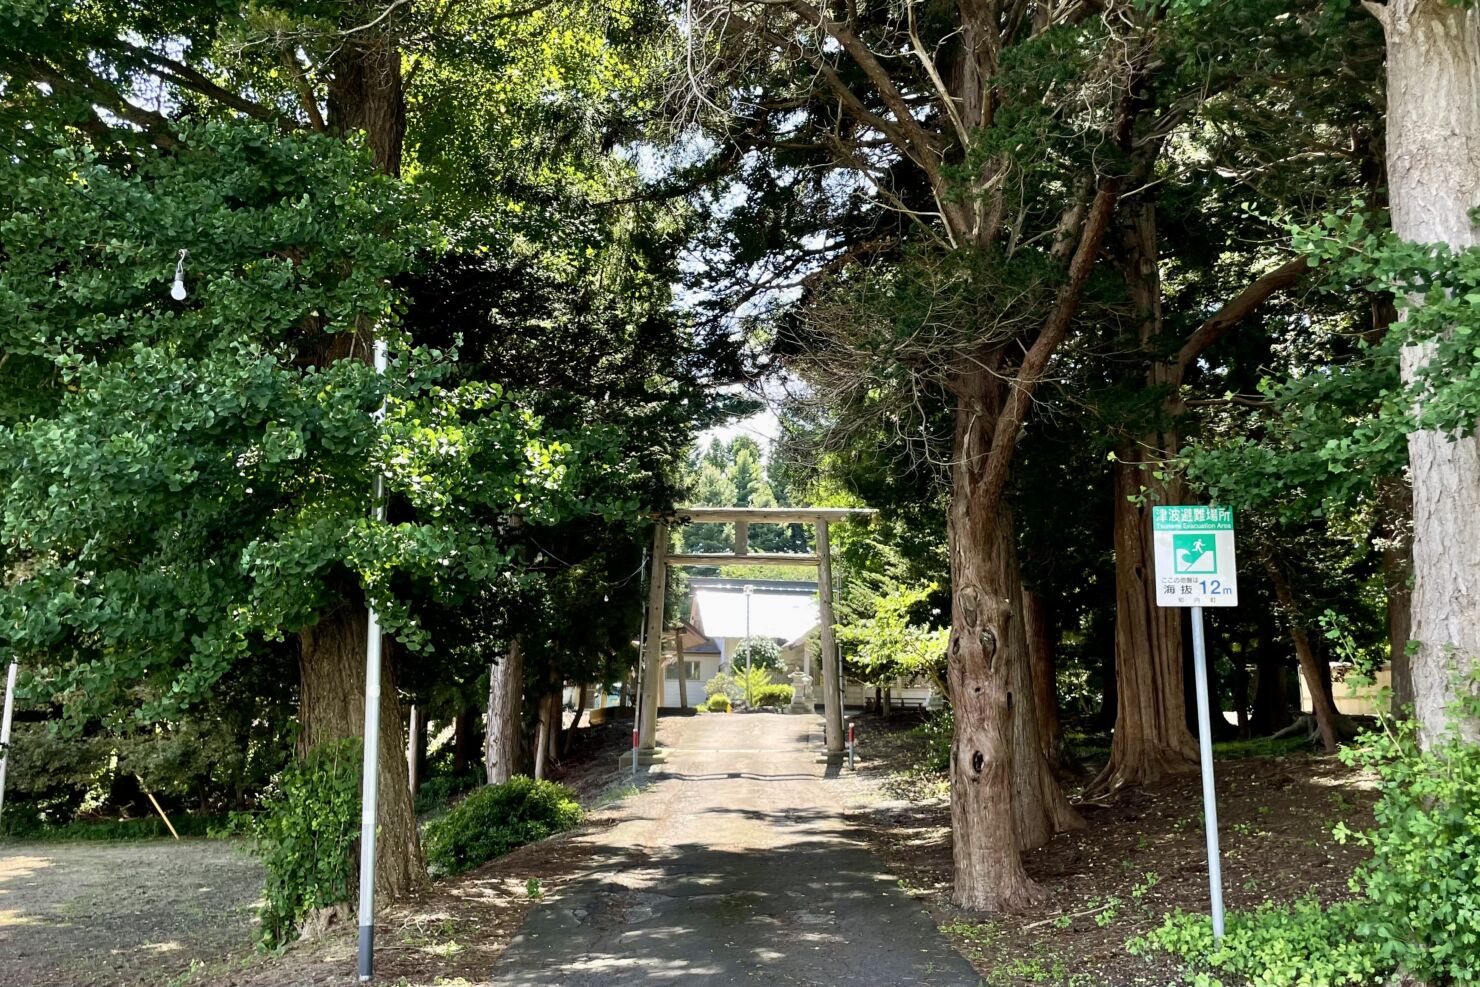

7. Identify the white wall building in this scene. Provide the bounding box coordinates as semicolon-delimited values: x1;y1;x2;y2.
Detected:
664;577;820;707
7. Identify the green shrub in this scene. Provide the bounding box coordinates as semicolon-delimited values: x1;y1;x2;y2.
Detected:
3;812;228;841
752;684;794;708
914;709;953;772
252;738;362;950
704;693;732;713
729;664;775;706
705;673;743;704
731;637;784;673
1129;899;1382;987
422;776;582;877
415;769;482;816
1132;679;1480;986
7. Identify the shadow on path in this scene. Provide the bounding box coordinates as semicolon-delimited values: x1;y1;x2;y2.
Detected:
491;715;981;986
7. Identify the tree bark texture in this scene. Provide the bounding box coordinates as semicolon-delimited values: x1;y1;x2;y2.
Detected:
485;638;524;784
1023;590;1064;769
1250;654;1293;736
453;708;478;776
299;605;424;899
947;370;1081;912
1371;0;1480;746
533;706;549;781
1092;446;1199;792
407;704;427;796
1094;202;1197;793
326;9;406;177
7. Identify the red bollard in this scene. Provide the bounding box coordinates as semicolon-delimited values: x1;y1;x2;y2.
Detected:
631;727;639;776
847;722;856;770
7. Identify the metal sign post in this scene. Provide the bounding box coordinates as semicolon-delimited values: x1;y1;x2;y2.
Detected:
0;657;18;823
1152;505;1238;939
356;338;390;982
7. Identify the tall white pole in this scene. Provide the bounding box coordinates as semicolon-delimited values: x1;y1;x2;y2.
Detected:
816;520;843;755
744;584;754;707
1190;606;1226;938
356;337;389;982
638;523;667;750
0;657;19;823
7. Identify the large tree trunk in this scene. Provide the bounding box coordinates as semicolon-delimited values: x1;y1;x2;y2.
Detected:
947;371;1079;912
406;705;427;796
485;638;524;784
326;8;405;177
299;604;424;898
1093;203;1198;793
1091;451;1199;792
1002;517;1084;850
453;708;478;776
1266;562;1343;753
1250;652;1293;736
1023;589;1064;769
1372;0;1480;747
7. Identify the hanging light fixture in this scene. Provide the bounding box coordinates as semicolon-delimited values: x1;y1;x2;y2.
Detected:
169;249;188;301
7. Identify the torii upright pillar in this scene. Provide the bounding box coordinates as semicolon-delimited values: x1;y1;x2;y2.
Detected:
816;519;845;759
637;520;668;753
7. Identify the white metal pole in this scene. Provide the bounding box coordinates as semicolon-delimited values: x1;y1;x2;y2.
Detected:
356;337;389;982
634;548;647;778
744;584;753;707
1190;606;1226;938
0;658;19;823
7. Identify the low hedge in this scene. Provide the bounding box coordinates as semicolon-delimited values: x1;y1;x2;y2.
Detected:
704;693;732;713
422;776;582;877
752;684;794;709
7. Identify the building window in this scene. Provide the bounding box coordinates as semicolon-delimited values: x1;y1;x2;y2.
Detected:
665;660;701;681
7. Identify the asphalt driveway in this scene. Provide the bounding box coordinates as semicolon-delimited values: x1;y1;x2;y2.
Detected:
490;712;982;986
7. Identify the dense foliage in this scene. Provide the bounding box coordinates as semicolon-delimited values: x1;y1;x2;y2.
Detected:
1133;682;1480;986
253;739;363;950
422;776;583;877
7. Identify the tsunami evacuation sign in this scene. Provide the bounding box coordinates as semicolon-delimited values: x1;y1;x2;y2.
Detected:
1152;506;1238;607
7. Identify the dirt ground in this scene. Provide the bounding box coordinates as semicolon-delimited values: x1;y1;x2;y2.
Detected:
0;840;264;987
845;715;1379;987
0;711;1380;987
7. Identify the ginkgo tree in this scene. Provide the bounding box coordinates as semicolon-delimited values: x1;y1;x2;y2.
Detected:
0;122;634;896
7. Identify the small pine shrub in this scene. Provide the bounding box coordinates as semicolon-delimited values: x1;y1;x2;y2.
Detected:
729;664;775;706
752;684;794;708
252;738;362;950
422;776;582;877
704;693;732;713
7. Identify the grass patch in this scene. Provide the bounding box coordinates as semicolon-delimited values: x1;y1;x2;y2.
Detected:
2;812;230;841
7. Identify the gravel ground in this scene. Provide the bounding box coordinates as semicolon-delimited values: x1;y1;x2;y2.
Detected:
0;839;264;987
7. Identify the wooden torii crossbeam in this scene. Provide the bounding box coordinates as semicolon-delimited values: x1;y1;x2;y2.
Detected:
634;506;876;762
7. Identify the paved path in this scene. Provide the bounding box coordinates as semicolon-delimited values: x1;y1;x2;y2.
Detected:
492;713;981;986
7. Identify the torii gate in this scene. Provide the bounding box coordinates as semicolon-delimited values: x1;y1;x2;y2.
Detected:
635;506;875;761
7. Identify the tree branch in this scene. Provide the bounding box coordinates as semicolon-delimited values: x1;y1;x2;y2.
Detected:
1174;254;1314;376
118;42;287;125
981;178;1120;505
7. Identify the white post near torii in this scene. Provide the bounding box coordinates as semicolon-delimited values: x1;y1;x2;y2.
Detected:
635;506;872;765
815;519;842;757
